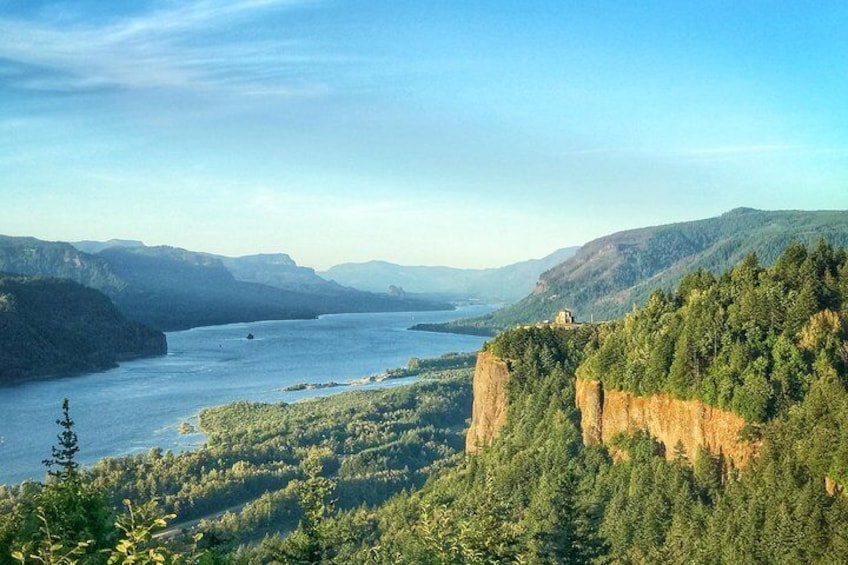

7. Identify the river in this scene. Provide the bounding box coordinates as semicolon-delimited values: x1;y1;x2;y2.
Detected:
0;306;493;486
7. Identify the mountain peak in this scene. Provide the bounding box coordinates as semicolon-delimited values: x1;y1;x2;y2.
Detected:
722;207;761;216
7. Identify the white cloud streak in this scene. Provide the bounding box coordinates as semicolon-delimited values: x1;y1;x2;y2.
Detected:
0;0;330;97
564;144;848;162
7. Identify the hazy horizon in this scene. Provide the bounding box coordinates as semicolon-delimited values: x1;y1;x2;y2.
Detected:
2;2;847;269
1;230;581;272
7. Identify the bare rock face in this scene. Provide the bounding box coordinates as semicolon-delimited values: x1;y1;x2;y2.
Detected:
465;352;758;472
575;378;758;470
575;378;603;446
826;476;844;496
466;351;511;453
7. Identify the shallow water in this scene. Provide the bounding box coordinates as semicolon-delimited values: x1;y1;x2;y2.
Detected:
0;306;492;485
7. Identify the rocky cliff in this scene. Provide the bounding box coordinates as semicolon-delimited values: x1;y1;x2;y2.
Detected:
574;378;757;469
465;351;511;453
466;351;758;470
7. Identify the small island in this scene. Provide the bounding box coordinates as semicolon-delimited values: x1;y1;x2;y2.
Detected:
277;352;478;393
177;422;197;435
278;381;346;392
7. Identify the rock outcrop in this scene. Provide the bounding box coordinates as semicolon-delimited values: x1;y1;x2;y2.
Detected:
575;378;757;470
826;476;844;497
465;351;511;453
465;348;758;471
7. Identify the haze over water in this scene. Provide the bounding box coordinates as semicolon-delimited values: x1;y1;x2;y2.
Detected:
0;306;492;486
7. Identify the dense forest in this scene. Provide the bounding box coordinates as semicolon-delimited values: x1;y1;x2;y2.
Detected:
293;242;848;563
0;275;165;384
3;241;848;563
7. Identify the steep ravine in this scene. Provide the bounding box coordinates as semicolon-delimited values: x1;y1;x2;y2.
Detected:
466;351;758;470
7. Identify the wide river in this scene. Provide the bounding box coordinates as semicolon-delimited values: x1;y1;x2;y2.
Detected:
0;306;493;486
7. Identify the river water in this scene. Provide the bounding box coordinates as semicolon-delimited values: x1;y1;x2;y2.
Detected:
0;306;492;486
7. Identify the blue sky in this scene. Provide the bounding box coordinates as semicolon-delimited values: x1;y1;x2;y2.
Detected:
1;1;847;269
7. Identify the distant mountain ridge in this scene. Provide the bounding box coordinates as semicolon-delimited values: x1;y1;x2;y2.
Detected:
0;275;166;384
71;239;145;254
0;237;451;331
447;208;848;331
321;247;579;303
0;236;125;292
220;253;352;295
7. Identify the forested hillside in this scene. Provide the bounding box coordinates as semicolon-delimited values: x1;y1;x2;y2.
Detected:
578;239;848;423
0;236;124;293
0;275;166;384
447;208;848;333
318;241;848;563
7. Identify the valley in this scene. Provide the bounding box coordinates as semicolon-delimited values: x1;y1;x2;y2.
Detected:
0;306;491;486
2;220;848;564
3;3;845;561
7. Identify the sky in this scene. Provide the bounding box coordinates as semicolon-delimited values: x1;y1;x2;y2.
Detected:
1;1;847;269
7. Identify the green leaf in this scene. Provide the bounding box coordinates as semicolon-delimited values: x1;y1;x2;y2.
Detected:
116;540;132;553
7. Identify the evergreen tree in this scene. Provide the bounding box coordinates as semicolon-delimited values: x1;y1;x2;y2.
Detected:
274;449;338;564
42;399;79;482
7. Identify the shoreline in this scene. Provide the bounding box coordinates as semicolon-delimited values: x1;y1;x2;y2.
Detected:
0;348;483;487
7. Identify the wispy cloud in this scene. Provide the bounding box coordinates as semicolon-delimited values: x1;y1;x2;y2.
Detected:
0;0;331;97
564;143;848;162
679;144;848;162
562;146;647;157
680;144;804;157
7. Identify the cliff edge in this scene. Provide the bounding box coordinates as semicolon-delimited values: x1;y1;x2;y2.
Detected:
575;377;758;469
465;351;510;453
466;350;758;471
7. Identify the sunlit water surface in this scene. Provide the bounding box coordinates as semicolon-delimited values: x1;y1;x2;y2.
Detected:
0;306;493;485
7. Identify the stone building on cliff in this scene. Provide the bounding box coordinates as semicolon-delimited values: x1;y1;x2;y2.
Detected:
554;309;575;325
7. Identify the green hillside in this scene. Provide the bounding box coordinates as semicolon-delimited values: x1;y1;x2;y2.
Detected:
577;240;848;423
298;242;848;563
0;275;165;384
455;208;848;332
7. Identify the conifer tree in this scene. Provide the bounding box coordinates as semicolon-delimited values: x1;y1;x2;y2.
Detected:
42;398;80;482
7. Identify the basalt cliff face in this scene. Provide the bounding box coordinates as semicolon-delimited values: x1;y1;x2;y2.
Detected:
465;351;511;453
575;378;757;469
466;351;758;470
